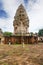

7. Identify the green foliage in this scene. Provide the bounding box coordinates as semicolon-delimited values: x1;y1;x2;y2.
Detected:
38;29;43;36
3;32;12;36
4;63;8;65
30;32;33;36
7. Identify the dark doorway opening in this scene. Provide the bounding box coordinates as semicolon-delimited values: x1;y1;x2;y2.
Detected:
0;38;1;43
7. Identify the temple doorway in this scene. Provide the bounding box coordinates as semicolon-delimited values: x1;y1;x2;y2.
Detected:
0;38;1;43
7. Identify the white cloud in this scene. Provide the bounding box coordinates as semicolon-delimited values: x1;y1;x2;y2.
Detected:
3;0;23;18
27;0;43;32
0;18;13;32
0;0;22;33
0;0;43;33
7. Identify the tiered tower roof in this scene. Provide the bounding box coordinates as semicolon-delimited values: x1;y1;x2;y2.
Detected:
13;4;29;34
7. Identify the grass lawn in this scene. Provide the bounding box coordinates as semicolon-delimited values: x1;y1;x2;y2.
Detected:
0;43;43;65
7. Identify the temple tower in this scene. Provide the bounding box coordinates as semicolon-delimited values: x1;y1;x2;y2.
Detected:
13;4;29;35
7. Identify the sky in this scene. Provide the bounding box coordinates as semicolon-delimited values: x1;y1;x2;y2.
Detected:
0;0;43;33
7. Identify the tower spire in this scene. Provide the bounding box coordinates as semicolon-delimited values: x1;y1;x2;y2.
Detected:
13;4;29;34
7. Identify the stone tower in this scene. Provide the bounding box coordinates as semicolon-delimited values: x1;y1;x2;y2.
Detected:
13;4;29;35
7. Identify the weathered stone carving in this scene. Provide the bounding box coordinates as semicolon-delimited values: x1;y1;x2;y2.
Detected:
13;4;29;34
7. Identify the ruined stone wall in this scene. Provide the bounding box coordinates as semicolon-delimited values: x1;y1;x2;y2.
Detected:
4;36;38;44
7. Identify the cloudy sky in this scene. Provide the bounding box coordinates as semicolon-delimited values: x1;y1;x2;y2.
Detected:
0;0;43;33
